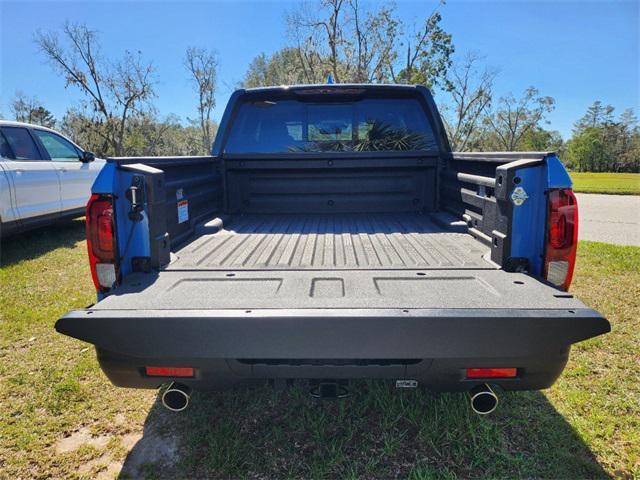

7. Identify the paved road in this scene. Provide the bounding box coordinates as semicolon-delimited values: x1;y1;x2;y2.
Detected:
577;193;640;246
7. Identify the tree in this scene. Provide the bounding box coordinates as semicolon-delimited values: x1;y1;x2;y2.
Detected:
484;87;555;151
282;0;452;87
11;92;56;128
439;52;496;151
244;1;453;88
567;127;606;172
242;53;270;88
288;0;345;82
573;101;615;133
61;107;216;158
124;112;211;156
344;0;398;83
184;47;218;154
519;128;564;153
567;103;639;172
617;109;640;172
61;107;109;155
242;48;323;88
390;4;454;89
35;22;155;156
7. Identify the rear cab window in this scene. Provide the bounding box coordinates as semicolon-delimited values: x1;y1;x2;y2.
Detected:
224;93;438;154
0;127;41;160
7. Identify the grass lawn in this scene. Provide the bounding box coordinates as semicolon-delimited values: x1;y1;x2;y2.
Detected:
1;220;638;478
570;172;640;195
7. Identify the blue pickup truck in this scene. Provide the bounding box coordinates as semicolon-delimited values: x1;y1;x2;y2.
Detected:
56;84;609;413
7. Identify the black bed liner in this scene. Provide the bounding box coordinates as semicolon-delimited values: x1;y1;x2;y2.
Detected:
94;268;591;311
91;212;588;312
170;212;491;271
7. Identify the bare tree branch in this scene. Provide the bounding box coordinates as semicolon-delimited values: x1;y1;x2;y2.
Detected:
184;47;218;154
484;87;555;151
441;52;497;151
35;23;155;155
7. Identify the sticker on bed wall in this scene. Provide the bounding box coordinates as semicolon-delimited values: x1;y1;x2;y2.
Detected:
510;186;529;206
177;199;189;224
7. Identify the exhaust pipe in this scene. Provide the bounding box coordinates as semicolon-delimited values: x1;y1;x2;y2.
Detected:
161;382;191;412
468;384;498;415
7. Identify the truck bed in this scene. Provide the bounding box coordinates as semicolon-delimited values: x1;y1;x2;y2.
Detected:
169;212;492;270
94;212;588;311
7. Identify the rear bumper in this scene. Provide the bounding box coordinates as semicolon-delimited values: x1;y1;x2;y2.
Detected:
96;348;572;392
56;307;609;391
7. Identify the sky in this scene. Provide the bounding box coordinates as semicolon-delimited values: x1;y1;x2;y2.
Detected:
0;0;638;140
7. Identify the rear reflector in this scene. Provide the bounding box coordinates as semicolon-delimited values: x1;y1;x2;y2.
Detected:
466;368;517;379
145;366;194;378
95;263;117;287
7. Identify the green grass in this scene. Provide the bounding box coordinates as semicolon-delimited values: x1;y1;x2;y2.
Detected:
569;172;640;195
1;221;638;478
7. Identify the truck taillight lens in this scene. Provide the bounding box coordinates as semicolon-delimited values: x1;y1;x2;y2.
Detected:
544;188;578;290
86;194;118;293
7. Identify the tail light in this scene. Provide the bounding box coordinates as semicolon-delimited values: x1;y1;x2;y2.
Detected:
86;194;118;292
544;188;578;290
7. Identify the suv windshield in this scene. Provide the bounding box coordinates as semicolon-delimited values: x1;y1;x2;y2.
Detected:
224;97;437;154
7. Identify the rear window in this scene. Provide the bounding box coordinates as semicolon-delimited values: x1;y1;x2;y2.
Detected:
224;98;437;154
1;127;40;160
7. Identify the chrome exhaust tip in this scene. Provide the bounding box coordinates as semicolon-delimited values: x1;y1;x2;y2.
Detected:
161;382;191;412
468;384;498;415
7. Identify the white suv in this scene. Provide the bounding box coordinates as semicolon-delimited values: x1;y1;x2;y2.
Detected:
0;121;105;236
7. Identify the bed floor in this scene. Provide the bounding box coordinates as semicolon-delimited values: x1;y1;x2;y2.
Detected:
168;212;493;271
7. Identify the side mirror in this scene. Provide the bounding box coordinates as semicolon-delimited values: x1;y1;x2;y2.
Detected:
81;151;95;163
